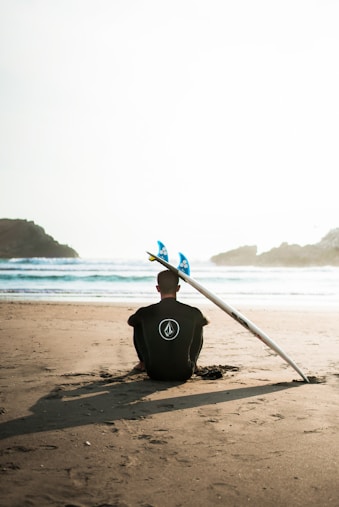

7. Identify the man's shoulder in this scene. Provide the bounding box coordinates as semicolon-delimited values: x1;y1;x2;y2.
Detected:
135;302;159;314
174;301;208;325
128;303;159;325
175;300;200;312
172;299;199;311
166;299;205;317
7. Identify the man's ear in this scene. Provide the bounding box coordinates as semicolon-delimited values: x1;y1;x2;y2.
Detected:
156;285;160;293
176;285;181;292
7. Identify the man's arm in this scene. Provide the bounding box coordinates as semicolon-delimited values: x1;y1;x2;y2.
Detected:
128;313;136;326
128;309;142;327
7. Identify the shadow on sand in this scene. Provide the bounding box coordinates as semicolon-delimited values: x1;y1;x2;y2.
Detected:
0;370;304;441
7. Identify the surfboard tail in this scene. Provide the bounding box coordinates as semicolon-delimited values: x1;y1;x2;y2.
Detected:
157;241;169;261
178;252;190;275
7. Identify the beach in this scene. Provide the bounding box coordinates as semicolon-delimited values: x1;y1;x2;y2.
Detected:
0;301;338;507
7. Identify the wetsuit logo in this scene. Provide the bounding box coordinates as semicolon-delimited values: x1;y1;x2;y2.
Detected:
158;319;180;340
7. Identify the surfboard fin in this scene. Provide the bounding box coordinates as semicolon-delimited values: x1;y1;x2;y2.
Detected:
178;252;190;276
157;241;169;261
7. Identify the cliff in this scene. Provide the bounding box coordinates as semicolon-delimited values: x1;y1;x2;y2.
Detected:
211;229;339;267
0;219;79;258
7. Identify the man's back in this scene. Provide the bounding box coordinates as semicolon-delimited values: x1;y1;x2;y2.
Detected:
128;298;207;380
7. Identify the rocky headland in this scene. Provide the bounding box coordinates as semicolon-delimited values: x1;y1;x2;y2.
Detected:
0;219;79;258
211;229;339;267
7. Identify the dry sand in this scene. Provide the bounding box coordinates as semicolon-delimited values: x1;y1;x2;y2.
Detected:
0;301;338;507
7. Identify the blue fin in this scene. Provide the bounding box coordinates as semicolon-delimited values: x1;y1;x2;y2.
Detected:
157;241;169;261
178;252;190;275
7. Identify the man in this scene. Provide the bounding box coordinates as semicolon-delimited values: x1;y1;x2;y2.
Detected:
128;269;208;381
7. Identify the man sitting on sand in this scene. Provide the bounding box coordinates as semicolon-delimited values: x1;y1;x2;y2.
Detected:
128;270;208;381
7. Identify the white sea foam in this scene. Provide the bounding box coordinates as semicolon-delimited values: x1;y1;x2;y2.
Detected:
0;258;338;308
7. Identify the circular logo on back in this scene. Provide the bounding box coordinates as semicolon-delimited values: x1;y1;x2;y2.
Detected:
158;319;180;340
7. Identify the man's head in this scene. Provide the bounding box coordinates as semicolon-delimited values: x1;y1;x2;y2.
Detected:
156;270;180;298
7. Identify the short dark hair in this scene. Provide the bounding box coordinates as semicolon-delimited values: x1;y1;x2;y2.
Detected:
157;270;179;293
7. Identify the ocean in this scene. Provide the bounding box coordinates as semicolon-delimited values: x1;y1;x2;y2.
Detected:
0;257;338;309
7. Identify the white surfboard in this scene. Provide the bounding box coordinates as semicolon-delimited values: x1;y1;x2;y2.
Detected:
147;247;309;383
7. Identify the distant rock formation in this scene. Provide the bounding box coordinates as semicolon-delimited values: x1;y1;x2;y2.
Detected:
0;219;79;258
211;229;339;267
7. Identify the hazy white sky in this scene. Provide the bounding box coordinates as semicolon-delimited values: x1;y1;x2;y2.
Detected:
1;0;338;260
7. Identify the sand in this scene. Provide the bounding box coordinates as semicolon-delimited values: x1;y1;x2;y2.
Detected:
0;301;338;507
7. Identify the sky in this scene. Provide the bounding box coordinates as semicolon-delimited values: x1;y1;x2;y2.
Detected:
1;0;339;260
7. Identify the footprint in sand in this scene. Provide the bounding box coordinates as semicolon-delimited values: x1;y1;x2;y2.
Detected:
136;434;168;445
66;467;90;487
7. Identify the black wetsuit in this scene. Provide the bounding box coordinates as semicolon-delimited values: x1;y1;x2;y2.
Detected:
128;298;208;381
